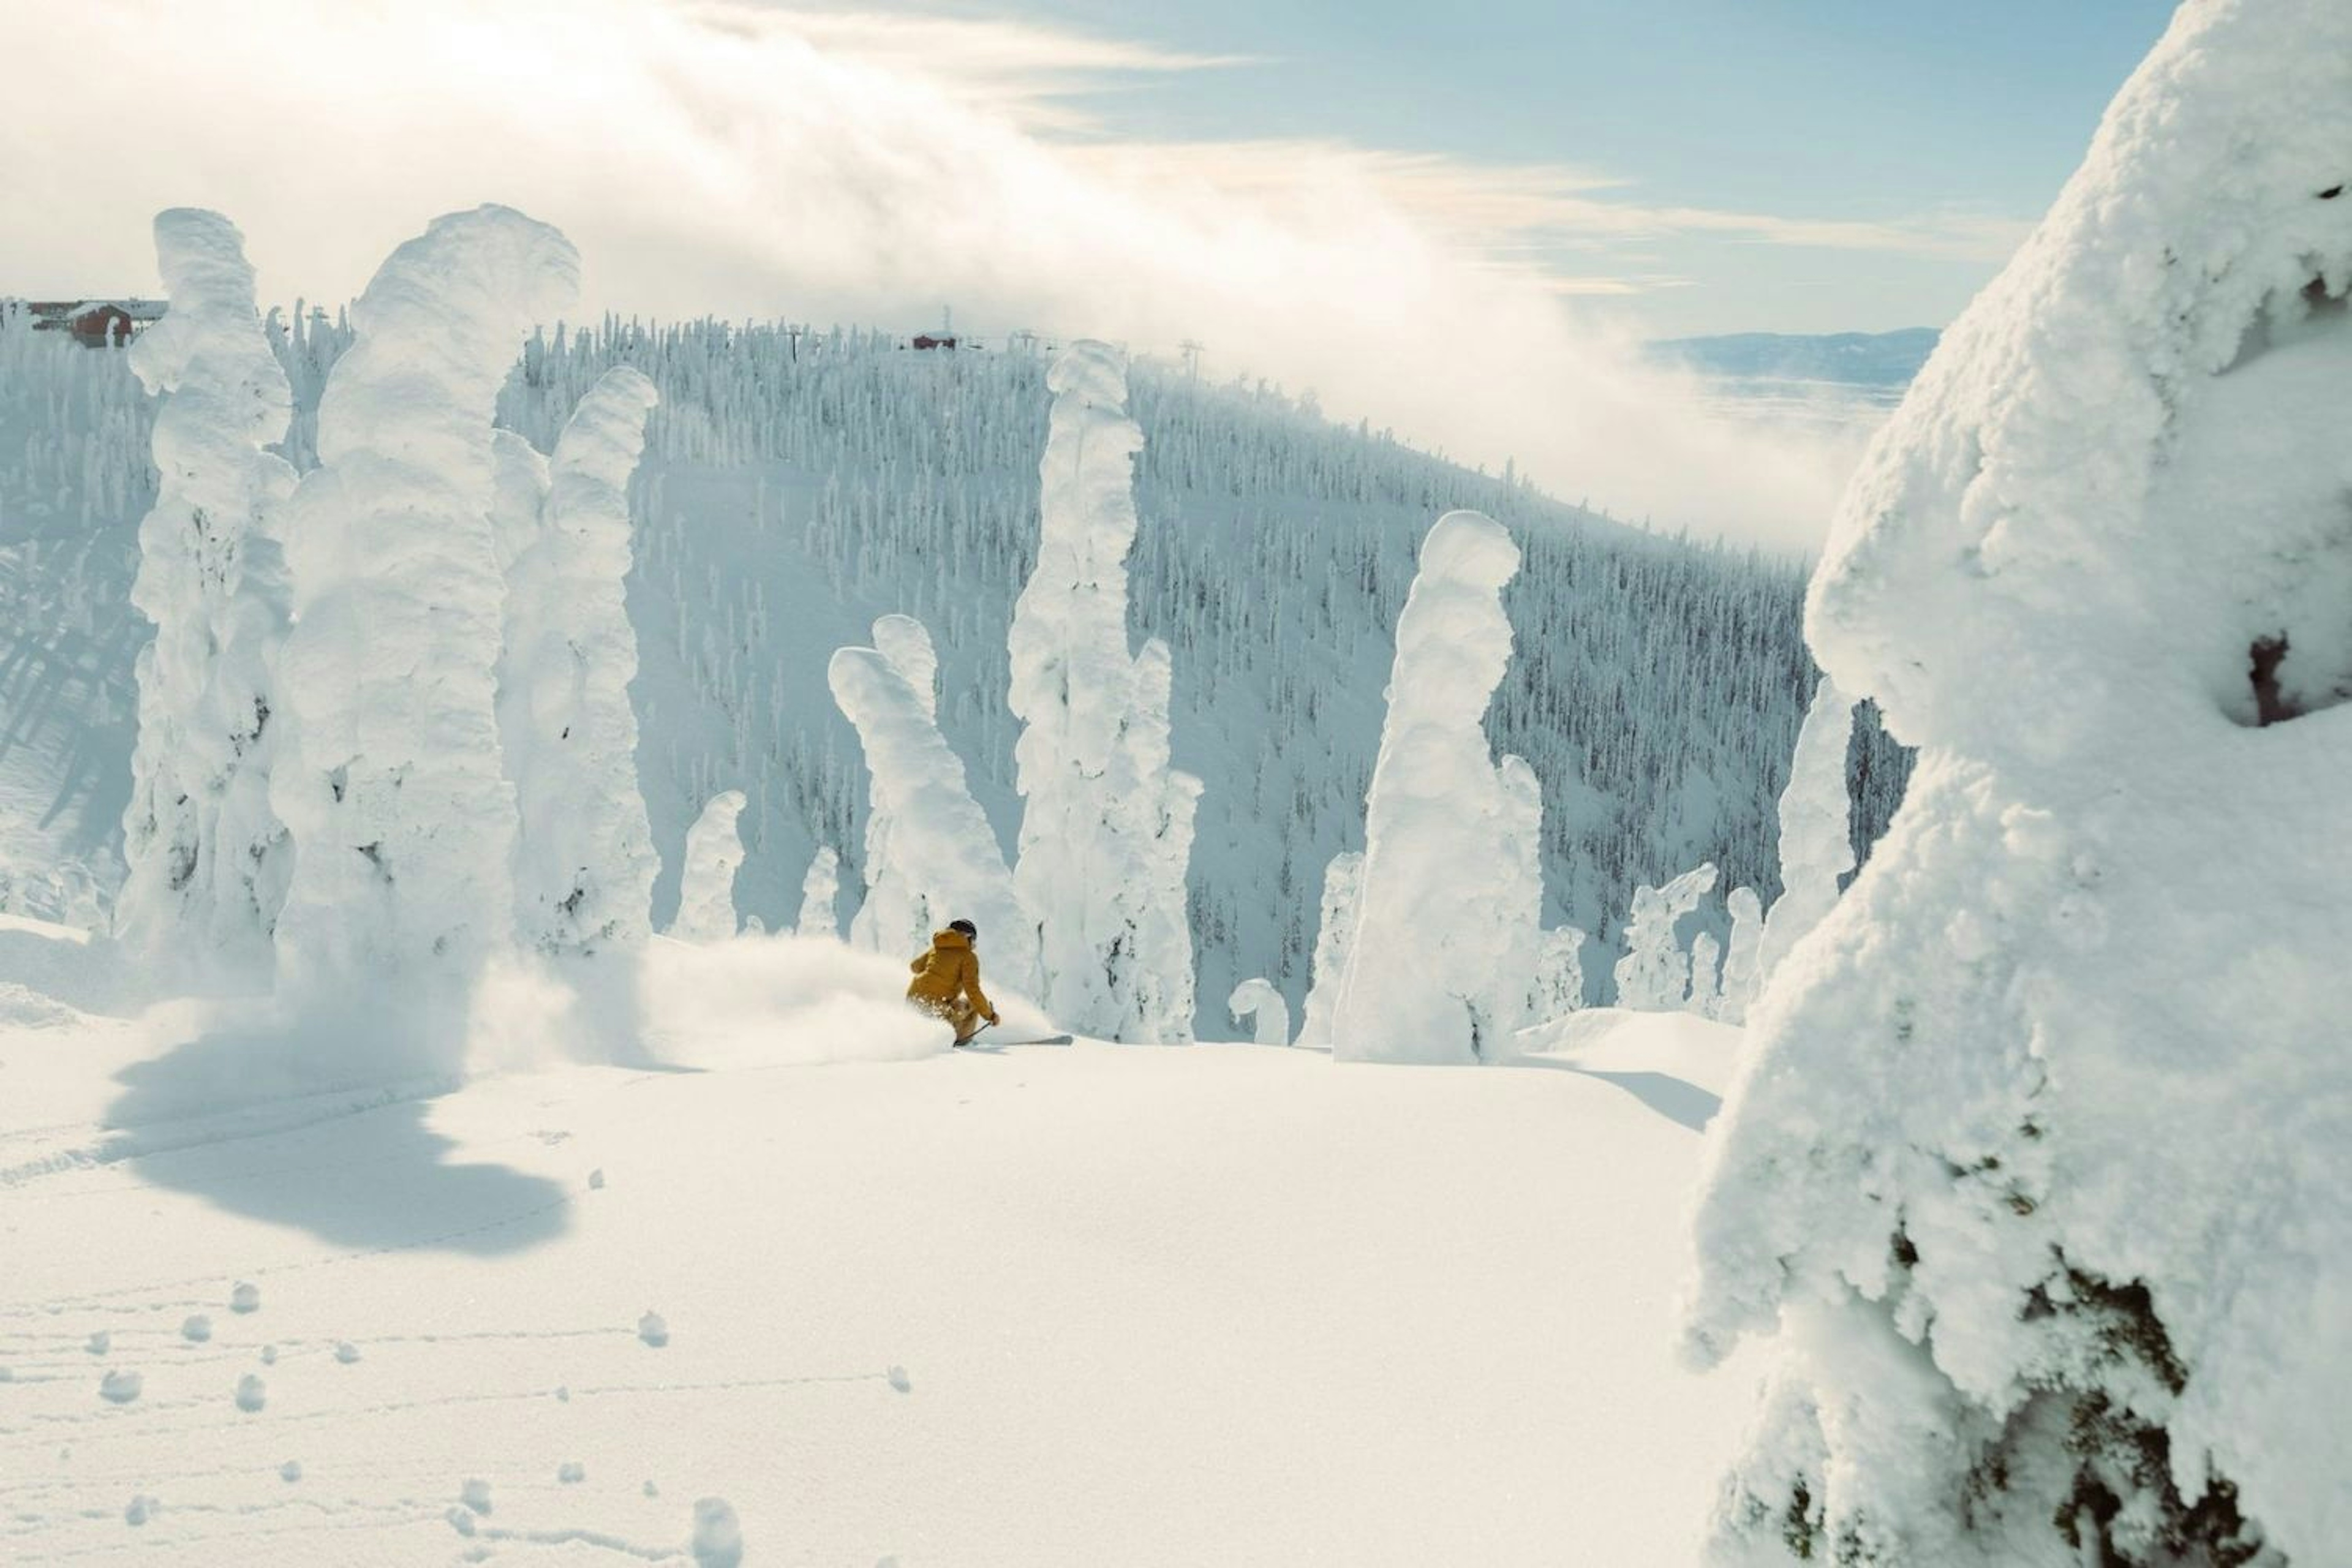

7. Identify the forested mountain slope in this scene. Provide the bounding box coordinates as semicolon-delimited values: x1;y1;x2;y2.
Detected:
0;317;1905;1027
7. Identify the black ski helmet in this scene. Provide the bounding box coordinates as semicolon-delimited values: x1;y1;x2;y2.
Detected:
949;919;978;939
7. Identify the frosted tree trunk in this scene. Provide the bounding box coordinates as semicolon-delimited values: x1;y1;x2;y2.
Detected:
671;791;745;943
270;205;580;1003
1687;8;2352;1561
1610;862;1717;1011
796;846;840;939
1717;885;1763;1024
1331;511;1538;1064
1226;978;1290;1046
831;641;1039;993
116;208;297;976
1296;850;1363;1047
1754;675;1857;987
1009;340;1199;1041
499;366;661;956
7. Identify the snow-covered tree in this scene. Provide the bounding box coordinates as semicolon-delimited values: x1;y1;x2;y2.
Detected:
1330;511;1540;1063
1685;930;1723;1018
1685;7;2351;1562
1526;927;1588;1026
1611;863;1716;1011
270;205;580;1001
116;209;297;974
1117;638;1202;1041
671;791;745;944
831;639;1039;991
499;366;661;956
1296;850;1362;1047
1226;977;1290;1046
1008;340;1200;1041
872;614;937;722
1717;886;1763;1026
796;845;840;939
1752;674;1857;990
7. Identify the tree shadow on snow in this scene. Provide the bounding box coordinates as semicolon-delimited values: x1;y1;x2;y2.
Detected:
1506;1056;1722;1133
103;1017;570;1256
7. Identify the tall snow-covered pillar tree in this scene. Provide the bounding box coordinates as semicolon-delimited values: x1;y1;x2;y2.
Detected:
832;633;1039;993
1684;6;2352;1562
1330;511;1540;1064
671;791;745;943
270;206;580;1001
1750;673;1858;993
1008;341;1200;1042
1717;886;1763;1025
116;208;298;974
1296;850;1363;1047
497;366;662;955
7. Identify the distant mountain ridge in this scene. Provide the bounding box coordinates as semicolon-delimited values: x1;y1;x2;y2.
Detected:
1648;328;1941;388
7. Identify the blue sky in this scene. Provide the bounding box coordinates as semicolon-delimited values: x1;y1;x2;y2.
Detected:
954;0;2180;334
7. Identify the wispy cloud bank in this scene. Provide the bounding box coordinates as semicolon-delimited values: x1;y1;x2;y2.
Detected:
0;0;1943;549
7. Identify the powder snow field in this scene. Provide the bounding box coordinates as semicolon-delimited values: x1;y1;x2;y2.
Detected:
0;942;1749;1566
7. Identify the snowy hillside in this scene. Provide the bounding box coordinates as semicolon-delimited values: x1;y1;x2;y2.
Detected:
1;949;1754;1564
0;316;1906;1028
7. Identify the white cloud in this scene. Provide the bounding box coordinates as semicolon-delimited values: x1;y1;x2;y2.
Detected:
0;0;1925;549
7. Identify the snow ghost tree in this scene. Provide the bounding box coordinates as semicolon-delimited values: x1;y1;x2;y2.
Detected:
498;366;661;956
1684;7;2352;1562
1296;850;1363;1047
271;205;581;1003
1330;511;1541;1064
1610;863;1717;1011
1752;674;1858;991
830;638;1039;994
1226;978;1290;1046
1526;927;1588;1025
796;846;841;939
116;209;298;974
1008;341;1200;1041
671;791;746;944
1717;886;1763;1026
1685;931;1723;1018
850;616;934;955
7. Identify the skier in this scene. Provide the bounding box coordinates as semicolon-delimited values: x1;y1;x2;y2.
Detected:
907;918;1000;1046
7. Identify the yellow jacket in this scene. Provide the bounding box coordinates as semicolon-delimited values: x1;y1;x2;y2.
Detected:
907;928;994;1020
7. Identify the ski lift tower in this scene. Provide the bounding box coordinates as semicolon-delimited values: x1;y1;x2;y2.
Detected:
1178;338;1205;380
